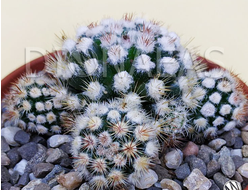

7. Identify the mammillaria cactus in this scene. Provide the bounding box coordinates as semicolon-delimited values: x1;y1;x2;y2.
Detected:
2;73;66;134
70;96;163;189
179;68;248;141
46;15;205;105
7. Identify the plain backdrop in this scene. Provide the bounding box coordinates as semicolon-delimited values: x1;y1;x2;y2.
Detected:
1;0;248;83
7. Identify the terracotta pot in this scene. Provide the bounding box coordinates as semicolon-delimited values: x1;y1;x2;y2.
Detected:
1;53;248;190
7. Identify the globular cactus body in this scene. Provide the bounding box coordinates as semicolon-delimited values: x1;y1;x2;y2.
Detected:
2;73;64;134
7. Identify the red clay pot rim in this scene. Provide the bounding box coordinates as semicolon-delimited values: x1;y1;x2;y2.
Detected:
1;53;248;190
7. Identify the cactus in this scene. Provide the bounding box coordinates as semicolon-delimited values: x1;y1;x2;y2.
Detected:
2;73;66;134
45;15;205;107
70;95;163;189
178;68;248;141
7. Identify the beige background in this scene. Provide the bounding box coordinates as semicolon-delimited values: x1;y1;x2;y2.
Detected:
2;0;248;83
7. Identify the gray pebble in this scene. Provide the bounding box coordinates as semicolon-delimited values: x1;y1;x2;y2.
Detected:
208;138;226;151
231;155;246;169
30;135;46;146
2;166;10;182
206;160;220;178
18;142;38;161
42;165;64;184
10;170;20;185
17;172;30;186
233;171;243;183
59;142;71;155
151;164;173;181
2;136;10;152
24;144;47;173
218;155;235;178
2;152;11;166
7;148;21;168
175;163;191;180
14;131;30;145
46;148;68;164
60;158;72;168
213;172;230;189
33;163;54;178
186;156;207;176
34;183;51;190
231;149;242;157
221;131;235;147
1;182;12;190
164;148;183;169
197;145;216;164
209;179;220;190
234;137;244;149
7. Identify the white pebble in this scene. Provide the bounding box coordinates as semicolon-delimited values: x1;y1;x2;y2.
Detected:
1;127;21;146
14;159;28;175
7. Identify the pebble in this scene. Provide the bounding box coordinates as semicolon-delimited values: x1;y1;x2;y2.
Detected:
234;137;244;149
2;136;10;152
18;142;38;161
30;135;46;146
182;141;199;157
42;165;64;184
221;131;235;146
10;170;20;185
17;172;30;186
34;183;51;190
152;164;172;181
132;169;158;189
218;146;231;157
233;171;243;183
10;187;21;190
197;145;215;164
160;179;181;190
208;138;226;151
2;152;11;166
1;127;21;146
218;155;235;178
60;157;72;168
51;185;67;190
242;145;248;157
1;182;12;190
48;135;73;148
241;131;248;144
232;128;242;136
57;172;82;190
46;148;68;164
237;163;248;178
209;179;220;190
33;163;55;178
14;159;28;175
14;130;30;145
22;179;42;190
7;148;21;168
230;149;242;157
213;172;229;189
164;149;183;169
59;142;72;155
29;173;37;181
2;166;11;182
183;168;212;190
231;155;246;169
206;160;220;177
24;144;47;173
186;156;206;176
174;163;191;180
